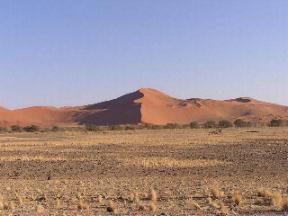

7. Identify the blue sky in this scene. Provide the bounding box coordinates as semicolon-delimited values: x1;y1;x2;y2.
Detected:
0;0;287;108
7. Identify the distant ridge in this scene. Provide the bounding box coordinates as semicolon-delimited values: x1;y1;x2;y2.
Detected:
1;88;288;126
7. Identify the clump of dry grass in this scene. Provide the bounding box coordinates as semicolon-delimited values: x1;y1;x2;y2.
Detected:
36;204;45;214
15;192;23;205
281;198;288;211
186;198;201;210
56;198;62;209
256;189;288;211
149;201;157;211
208;197;220;209
77;199;89;210
257;188;273;198
219;202;229;215
107;200;118;214
96;195;103;204
210;185;224;199
149;188;157;212
150;188;157;203
271;192;283;209
232;190;243;206
208;198;229;215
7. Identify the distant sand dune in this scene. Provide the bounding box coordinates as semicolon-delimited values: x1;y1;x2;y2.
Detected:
0;88;288;126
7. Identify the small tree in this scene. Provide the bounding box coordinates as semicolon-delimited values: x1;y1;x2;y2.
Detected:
269;119;283;127
203;121;217;128
190;121;199;129
125;125;136;130
11;125;22;132
85;124;101;131
51;126;62;132
234;119;250;128
0;127;7;133
23;125;40;132
164;123;179;129
218;120;233;128
108;125;123;130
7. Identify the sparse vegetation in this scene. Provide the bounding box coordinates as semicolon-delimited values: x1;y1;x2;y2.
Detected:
234;119;251;128
85;124;101;131
0;127;7;133
163;123;180;129
51;125;62;132
0;128;286;215
204;120;217;128
218;120;233;128
10;125;22;132
189;121;199;129
269;119;288;127
23;125;40;132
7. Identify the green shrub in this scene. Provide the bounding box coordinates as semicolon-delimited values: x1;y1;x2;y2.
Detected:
23;125;40;132
11;125;22;132
203;121;217;128
233;119;251;128
218;120;233;128
190;121;199;129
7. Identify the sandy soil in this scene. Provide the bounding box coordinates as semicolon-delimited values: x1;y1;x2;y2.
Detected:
0;128;287;215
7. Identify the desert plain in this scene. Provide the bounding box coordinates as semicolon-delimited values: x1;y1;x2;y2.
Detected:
0;127;287;215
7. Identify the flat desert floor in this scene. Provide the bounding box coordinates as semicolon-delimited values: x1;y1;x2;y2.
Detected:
0;128;288;215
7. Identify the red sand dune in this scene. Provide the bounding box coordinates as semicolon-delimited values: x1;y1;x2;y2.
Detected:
1;88;288;127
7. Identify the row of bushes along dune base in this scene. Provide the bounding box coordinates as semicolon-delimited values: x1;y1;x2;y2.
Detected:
0;119;287;133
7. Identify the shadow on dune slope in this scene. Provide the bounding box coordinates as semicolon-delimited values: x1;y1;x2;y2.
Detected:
75;90;144;125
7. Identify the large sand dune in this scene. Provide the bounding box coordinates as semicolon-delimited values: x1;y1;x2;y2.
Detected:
0;88;288;126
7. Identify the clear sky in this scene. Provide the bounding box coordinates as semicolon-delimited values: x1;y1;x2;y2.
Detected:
0;0;287;109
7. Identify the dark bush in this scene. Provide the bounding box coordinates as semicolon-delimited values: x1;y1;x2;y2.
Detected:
108;125;123;130
51;126;63;132
218;120;233;128
203;121;217;128
190;121;199;129
23;125;40;132
125;125;136;130
11;125;22;132
269;119;288;127
234;119;251;128
0;127;7;132
164;123;180;129
85;124;101;131
147;125;162;130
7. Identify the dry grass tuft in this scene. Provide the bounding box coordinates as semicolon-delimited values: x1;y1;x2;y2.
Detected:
149;201;157;212
232;191;243;206
271;192;283;209
257;188;273;198
186;198;201;210
56;198;62;209
77;199;89;210
210;186;224;199
208;197;220;209
150;188;157;202
96;195;103;204
107;200;118;214
36;204;45;214
281;198;288;211
219;202;229;215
